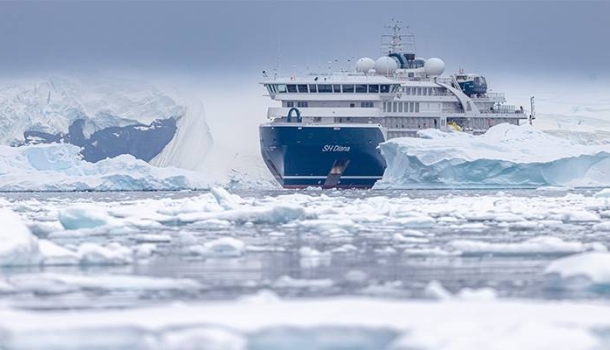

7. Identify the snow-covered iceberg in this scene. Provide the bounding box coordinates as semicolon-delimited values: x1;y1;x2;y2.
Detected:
0;77;192;162
0;142;208;191
378;123;610;188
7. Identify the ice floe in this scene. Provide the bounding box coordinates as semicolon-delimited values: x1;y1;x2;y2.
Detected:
0;298;607;349
378;123;610;188
0;143;208;191
189;237;246;258
0;210;42;266
545;252;610;287
448;236;606;256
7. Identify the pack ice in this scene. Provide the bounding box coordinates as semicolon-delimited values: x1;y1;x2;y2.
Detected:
378;123;610;188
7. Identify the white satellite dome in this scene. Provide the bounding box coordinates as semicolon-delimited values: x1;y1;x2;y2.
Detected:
424;57;445;76
355;57;375;73
374;56;398;75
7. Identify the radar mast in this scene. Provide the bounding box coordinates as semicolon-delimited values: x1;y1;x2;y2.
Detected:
381;19;416;55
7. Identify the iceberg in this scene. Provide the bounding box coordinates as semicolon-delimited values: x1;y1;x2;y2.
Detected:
378;123;610;188
0;142;208;191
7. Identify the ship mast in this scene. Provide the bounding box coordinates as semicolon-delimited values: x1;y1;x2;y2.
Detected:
381;19;416;55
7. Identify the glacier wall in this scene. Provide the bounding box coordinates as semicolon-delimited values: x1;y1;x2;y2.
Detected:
0;77;187;163
378;124;610;189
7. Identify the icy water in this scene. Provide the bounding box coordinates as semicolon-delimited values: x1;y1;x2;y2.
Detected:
1;188;609;313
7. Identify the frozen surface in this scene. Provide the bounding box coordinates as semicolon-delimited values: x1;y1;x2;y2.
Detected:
379;124;610;188
0;188;609;348
0;143;208;191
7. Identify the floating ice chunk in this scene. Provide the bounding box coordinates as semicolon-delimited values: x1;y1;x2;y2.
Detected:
448;236;606;256
178;205;307;225
210;187;243;210
298;218;355;233
424;280;497;301
561;211;600;223
77;242;133;265
134;233;172;243
545;252;610;286
595;188;610;198
424;280;452;300
593;222;610;232
238;289;281;304
39;239;79;265
403;247;458;256
299;247;331;268
457;287;498;301
392;233;429;244
58;204;114;230
134;243;157;259
388;215;435;228
272;276;334;289
0;143;208;191
378;123;610;188
344;270;368;283
331;244;358;253
9;273;203;293
508;221;540;231
190;237;246;257
0;210;41;266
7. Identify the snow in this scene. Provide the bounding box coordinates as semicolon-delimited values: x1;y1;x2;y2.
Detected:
0;143;208;191
0;209;41;266
6;273;203;293
378;123;610;188
0;77;184;145
545;252;610;286
0;298;609;349
58;204;115;230
77;242;133;265
448;236;606;256
189;237;246;258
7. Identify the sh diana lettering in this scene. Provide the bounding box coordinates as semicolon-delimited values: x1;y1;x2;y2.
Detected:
322;145;351;152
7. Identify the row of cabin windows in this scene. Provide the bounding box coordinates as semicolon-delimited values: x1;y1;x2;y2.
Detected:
285;101;374;108
401;87;447;96
267;84;395;94
286;101;308;108
384;117;439;129
383;102;420;113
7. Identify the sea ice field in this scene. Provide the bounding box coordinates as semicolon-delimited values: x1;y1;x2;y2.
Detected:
1;187;610;349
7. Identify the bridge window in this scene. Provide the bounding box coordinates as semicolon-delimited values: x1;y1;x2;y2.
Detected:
318;84;332;93
415;102;420;113
409;102;414;112
342;85;355;93
380;85;390;93
368;85;379;93
333;85;341;93
355;84;367;93
361;101;374;108
297;84;308;93
287;85;297;93
309;84;317;93
297;101;308;107
398;102;403;113
277;84;287;93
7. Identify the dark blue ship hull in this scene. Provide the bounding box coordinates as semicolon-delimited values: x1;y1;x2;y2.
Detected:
259;124;387;189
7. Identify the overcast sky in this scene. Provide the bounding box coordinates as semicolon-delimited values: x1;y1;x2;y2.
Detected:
0;1;608;82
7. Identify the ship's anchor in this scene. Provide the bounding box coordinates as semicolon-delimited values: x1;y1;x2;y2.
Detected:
286;107;302;123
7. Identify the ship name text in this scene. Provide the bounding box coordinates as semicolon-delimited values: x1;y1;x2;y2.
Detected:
322;145;351;152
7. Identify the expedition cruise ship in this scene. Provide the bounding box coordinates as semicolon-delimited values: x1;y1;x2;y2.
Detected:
259;23;533;189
